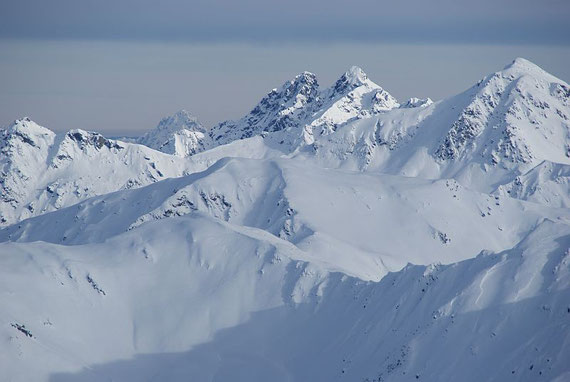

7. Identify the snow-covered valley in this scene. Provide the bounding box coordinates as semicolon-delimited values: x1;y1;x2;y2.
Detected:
1;58;569;381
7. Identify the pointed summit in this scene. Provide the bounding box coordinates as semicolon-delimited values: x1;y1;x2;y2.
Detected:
496;57;567;86
332;66;371;94
209;66;401;148
8;117;54;134
303;67;398;141
295;71;318;83
2;117;55;149
504;57;543;72
209;71;322;144
435;57;570;165
343;66;368;85
275;71;319;102
154;110;206;133
138;110;209;157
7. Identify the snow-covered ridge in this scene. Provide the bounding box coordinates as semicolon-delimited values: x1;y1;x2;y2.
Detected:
1;58;569;228
435;58;570;165
495;160;570;208
2;156;569;281
1;118;56;211
139;59;569;189
1;57;570;381
1;211;568;381
400;97;433;108
0;118;197;226
208;66;400;150
304;58;570;194
0;117;284;227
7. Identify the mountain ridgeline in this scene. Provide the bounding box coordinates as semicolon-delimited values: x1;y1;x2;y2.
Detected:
1;58;568;227
1;58;569;381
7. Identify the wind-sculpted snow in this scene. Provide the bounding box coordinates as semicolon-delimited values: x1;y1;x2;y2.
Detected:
1;58;569;381
495;161;570;208
2;157;569;281
0;214;568;381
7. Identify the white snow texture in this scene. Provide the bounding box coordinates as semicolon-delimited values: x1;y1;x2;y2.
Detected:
1;58;569;382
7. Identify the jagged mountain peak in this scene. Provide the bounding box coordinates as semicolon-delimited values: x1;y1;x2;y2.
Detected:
325;66;397;109
6;117;54;136
154;109;206;133
272;70;320;101
430;57;570;167
295;70;318;83
263;71;319;101
474;57;568;91
303;66;399;141
9;116;33;127
138;110;209;157
1;118;55;151
340;66;368;85
208;71;322;144
329;66;374;95
203;66;401;149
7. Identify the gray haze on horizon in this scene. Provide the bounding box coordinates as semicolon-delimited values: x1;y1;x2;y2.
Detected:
0;0;569;136
1;41;570;136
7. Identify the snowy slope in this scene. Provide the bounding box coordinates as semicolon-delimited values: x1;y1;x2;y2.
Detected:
0;118;56;224
3;58;566;228
0;118;286;227
495;160;570;208
133;58;570;207
304;58;570;195
0;118;197;226
0;214;568;381
1;58;569;381
2;157;569;281
138;58;569;191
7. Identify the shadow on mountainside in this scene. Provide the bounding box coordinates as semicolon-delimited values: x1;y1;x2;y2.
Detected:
49;274;570;381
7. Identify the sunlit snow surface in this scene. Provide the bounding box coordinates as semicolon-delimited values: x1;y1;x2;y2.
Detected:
1;58;569;381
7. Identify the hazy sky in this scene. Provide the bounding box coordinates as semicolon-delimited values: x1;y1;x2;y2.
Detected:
0;0;569;135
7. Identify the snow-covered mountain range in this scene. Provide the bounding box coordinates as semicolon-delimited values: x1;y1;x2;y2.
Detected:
1;58;569;381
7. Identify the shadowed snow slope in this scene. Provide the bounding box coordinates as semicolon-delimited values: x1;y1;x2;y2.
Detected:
0;216;568;381
1;58;569;381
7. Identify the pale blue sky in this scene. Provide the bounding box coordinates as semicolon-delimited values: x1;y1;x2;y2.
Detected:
0;1;568;135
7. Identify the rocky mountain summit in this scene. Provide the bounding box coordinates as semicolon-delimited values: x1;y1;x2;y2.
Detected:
138;109;210;157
